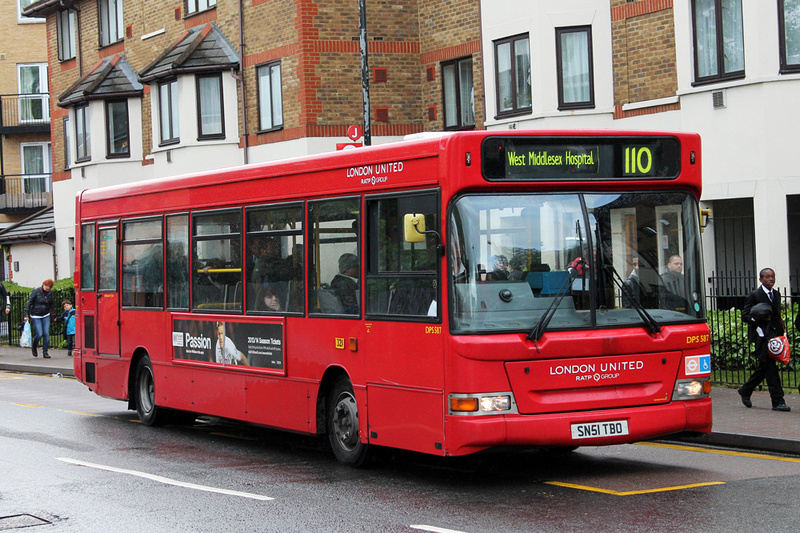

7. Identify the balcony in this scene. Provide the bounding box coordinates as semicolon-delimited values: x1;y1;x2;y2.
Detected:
0;94;51;134
0;174;53;213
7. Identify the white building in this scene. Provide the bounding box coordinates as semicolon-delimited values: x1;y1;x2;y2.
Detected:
481;0;800;295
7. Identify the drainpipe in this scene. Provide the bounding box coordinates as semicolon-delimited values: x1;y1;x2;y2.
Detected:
42;237;57;280
238;0;249;164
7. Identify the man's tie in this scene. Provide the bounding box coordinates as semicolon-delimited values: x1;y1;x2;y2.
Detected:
768;290;773;302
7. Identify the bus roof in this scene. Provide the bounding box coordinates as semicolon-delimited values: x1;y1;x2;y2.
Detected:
78;129;701;214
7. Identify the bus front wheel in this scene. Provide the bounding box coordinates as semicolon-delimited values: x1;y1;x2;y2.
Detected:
135;356;163;426
327;376;369;467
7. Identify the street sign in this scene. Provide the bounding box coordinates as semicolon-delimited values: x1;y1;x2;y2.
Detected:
347;125;363;141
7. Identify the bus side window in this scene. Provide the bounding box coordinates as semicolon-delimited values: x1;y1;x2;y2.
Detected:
308;197;360;316
166;214;190;309
121;218;164;308
245;203;304;314
365;192;439;320
192;210;243;312
81;223;96;291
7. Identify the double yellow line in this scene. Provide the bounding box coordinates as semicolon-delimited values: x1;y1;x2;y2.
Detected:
546;441;800;496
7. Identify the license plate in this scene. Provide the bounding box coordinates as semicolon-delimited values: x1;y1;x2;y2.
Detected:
570;420;629;440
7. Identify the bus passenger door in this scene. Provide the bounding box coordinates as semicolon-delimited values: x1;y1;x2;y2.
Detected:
96;225;120;356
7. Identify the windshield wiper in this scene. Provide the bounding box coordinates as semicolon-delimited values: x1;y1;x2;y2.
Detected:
527;258;585;342
604;264;661;336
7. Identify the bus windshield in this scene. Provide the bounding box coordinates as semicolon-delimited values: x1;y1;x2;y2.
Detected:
449;192;704;333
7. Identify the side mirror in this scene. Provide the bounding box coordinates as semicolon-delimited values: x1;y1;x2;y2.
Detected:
403;213;427;243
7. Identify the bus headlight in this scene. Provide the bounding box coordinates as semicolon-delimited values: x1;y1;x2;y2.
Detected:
449;393;517;415
672;378;711;400
480;395;511;412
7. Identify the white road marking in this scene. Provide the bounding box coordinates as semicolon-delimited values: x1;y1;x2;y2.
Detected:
57;457;273;501
410;526;469;533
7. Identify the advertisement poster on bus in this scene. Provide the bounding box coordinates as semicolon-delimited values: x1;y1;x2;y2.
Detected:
171;318;284;370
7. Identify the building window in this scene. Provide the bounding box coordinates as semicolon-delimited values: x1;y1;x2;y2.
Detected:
99;0;124;47
57;9;76;61
20;142;51;194
75;104;90;162
257;62;283;132
692;0;744;84
442;57;475;130
159;80;179;145
18;63;49;123
780;0;800;72
494;34;531;117
197;73;224;139
18;0;44;23
187;0;216;15
556;26;595;110
106;100;129;157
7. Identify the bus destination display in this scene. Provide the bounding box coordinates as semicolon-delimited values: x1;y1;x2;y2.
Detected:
481;136;681;181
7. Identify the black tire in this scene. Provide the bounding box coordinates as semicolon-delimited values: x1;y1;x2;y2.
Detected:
134;355;164;426
327;376;369;467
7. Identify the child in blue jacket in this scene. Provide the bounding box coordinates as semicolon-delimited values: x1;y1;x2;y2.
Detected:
60;300;76;356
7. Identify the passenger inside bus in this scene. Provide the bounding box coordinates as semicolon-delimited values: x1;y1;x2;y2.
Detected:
508;254;527;280
331;253;359;314
256;284;283;312
486;255;510;281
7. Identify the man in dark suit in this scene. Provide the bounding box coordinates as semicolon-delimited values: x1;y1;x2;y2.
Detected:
738;267;790;412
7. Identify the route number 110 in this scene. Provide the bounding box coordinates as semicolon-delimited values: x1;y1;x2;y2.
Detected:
624;146;653;175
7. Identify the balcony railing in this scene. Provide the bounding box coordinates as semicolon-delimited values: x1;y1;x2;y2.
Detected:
0;94;50;133
0;174;53;212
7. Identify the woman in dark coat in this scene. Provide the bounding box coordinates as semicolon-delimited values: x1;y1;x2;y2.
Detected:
25;279;54;358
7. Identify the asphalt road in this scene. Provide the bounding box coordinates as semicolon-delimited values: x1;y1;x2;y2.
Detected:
2;371;799;533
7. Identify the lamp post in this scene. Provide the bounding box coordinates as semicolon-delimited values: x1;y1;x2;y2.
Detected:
359;0;371;146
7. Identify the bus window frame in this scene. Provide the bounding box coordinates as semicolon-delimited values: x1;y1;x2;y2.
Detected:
364;188;441;323
80;222;96;292
96;222;119;293
245;201;305;316
191;207;244;314
308;195;362;318
120;215;165;310
166;212;190;311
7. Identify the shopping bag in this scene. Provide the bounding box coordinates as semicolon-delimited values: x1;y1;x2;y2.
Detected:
767;335;791;365
19;321;32;348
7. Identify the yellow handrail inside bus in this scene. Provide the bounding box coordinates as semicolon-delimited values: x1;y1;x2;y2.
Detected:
197;268;242;273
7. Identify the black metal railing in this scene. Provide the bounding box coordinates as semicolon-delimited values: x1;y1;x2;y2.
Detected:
0;94;50;130
708;287;799;390
0;174;53;211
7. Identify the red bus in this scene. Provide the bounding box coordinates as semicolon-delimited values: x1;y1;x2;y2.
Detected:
74;130;711;466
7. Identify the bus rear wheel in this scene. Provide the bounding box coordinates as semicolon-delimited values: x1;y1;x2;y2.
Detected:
135;356;163;426
327;376;369;467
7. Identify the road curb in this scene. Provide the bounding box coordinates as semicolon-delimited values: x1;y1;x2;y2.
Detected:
0;363;74;378
664;432;800;457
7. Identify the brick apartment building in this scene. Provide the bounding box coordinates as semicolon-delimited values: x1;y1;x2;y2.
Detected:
0;0;53;284
23;0;483;279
